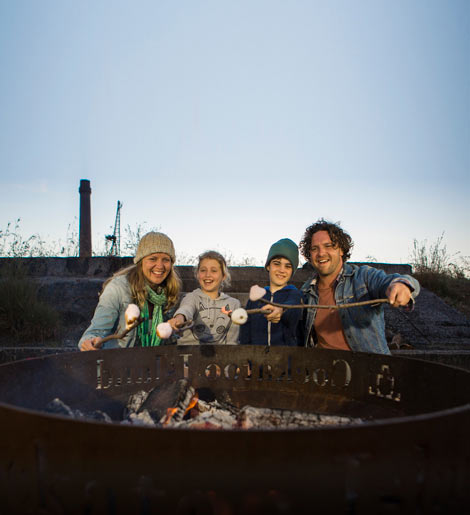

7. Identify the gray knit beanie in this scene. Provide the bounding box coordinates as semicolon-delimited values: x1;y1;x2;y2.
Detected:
265;238;299;275
133;232;176;264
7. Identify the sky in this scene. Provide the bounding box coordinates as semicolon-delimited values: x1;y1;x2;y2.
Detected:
0;0;469;266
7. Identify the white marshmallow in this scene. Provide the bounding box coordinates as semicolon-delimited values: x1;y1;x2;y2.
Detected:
231;308;248;325
156;322;173;339
249;284;266;302
125;304;141;329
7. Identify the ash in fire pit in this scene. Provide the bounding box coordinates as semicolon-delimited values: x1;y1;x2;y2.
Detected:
48;378;364;430
46;398;113;423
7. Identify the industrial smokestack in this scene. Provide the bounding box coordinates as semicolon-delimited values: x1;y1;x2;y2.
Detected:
79;179;92;257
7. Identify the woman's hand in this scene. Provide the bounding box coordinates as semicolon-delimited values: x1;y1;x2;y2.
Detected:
80;337;103;351
168;314;186;332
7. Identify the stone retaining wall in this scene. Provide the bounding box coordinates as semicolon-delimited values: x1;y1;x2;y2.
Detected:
0;257;413;279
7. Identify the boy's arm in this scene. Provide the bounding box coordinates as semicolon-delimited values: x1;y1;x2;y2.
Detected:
280;288;303;328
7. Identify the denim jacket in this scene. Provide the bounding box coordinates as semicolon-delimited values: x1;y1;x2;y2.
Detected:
300;263;420;355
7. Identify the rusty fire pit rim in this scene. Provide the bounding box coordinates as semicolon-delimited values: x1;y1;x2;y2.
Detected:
3;345;470;376
1;395;469;434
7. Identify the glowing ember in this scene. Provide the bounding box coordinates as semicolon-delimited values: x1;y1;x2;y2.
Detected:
185;392;199;416
161;407;178;426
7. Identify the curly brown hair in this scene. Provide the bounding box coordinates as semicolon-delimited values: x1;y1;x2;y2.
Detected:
299;219;354;263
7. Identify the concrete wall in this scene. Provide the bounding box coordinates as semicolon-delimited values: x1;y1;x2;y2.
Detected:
0;257;412;280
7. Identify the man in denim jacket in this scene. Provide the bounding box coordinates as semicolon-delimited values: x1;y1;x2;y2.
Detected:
298;219;420;354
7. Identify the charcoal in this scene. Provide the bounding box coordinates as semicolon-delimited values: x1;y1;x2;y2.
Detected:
46;398;112;423
124;389;151;418
83;410;113;423
46;398;76;417
159;383;197;426
139;379;193;421
238;406;363;430
123;409;157;427
172;409;237;430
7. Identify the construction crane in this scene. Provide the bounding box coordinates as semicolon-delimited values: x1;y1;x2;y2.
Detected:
105;201;122;256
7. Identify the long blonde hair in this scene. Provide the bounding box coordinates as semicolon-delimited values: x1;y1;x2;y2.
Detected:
102;262;181;311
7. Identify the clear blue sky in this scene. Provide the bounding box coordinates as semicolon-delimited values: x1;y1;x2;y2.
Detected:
1;0;469;265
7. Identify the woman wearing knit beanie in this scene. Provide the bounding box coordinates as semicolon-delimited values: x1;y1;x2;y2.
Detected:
79;232;182;350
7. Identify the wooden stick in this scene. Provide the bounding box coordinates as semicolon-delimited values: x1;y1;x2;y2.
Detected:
256;297;390;311
92;318;143;348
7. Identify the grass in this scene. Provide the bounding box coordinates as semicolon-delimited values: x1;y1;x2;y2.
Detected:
410;233;470;319
0;261;61;343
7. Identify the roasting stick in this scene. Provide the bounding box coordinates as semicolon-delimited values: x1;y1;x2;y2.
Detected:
225;286;392;325
256;297;389;311
92;319;195;348
92;318;143;348
248;283;388;311
229;299;389;325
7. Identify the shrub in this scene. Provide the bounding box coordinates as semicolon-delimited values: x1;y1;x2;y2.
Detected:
410;234;470;317
0;261;60;343
410;233;469;278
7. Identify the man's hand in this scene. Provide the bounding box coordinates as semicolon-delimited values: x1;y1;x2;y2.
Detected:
386;282;413;308
261;304;283;323
80;337;103;351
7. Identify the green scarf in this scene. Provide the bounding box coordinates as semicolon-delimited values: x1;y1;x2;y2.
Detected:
138;286;167;347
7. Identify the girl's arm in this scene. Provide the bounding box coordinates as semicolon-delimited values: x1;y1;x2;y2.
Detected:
172;291;198;321
225;297;241;344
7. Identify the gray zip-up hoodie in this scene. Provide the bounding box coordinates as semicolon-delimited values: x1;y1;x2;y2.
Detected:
174;288;240;345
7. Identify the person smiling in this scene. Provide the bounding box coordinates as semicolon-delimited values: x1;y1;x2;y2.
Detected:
240;238;302;346
79;232;181;350
298;219;420;354
168;251;240;345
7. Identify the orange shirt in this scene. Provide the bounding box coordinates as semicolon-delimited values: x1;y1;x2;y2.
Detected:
314;285;351;351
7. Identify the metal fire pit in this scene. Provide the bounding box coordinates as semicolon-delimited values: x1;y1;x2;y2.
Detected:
0;346;469;514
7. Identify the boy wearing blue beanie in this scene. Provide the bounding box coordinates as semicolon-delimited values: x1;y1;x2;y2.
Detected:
240;238;302;346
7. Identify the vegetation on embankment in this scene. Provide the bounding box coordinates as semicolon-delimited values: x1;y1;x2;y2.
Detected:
410;234;470;318
0;261;60;343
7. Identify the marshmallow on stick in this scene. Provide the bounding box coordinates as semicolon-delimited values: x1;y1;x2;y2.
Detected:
92;304;142;348
125;304;141;329
156;320;194;339
231;308;249;325
156;322;173;339
249;285;266;302
249;284;389;311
